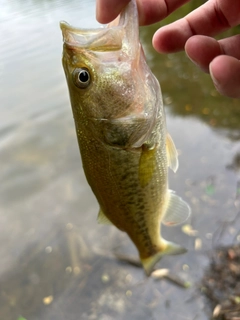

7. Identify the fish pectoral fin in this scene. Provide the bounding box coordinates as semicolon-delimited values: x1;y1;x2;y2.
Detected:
97;208;113;225
166;133;179;173
141;240;187;276
139;145;156;188
162;190;191;226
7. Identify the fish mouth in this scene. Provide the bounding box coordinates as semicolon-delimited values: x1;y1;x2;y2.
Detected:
60;21;124;51
60;0;138;53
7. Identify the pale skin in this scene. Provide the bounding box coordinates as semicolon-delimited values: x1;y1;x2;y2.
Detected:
96;0;240;99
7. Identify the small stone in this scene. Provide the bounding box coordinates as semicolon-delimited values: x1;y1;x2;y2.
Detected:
126;290;132;297
101;273;110;283
212;304;221;318
182;264;189;271
45;246;52;253
43;295;53;305
66;223;73;230
195;238;202;250
65;266;72;274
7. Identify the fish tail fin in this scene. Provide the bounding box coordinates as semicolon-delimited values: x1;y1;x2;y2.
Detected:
141;240;187;276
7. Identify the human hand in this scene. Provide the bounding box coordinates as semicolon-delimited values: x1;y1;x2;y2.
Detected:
96;0;240;99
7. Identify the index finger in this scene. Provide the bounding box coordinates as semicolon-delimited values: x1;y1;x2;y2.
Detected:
96;0;191;25
96;0;130;24
153;0;240;53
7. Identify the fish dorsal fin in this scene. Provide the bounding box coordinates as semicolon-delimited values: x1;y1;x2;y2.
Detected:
166;133;178;173
162;190;191;226
97;208;112;225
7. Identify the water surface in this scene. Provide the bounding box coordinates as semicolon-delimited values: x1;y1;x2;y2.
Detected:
1;1;240;319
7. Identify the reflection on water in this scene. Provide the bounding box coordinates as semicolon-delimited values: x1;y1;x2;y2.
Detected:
0;0;240;319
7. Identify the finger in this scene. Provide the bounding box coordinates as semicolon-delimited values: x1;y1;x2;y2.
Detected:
185;34;240;72
210;55;240;99
136;0;190;26
96;0;130;24
96;0;191;25
153;0;240;53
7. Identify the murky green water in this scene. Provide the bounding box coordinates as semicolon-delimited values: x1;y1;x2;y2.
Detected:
1;1;240;319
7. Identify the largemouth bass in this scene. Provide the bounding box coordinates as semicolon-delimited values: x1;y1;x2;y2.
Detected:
60;0;191;275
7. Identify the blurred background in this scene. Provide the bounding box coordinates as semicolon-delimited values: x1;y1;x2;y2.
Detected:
1;0;240;319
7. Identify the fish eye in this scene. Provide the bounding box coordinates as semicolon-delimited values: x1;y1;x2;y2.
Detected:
73;68;91;88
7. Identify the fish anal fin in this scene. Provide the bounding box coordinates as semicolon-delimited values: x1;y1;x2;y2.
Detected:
141;240;187;276
139;145;156;188
166;133;178;173
162;190;191;226
97;208;112;225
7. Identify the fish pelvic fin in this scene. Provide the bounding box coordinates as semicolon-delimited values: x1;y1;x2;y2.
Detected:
141;240;187;276
139;146;156;188
166;133;178;173
97;208;113;225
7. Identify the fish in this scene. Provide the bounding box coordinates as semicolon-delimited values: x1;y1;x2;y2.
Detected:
60;0;191;276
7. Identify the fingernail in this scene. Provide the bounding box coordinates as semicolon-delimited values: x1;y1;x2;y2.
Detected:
96;1;100;21
186;51;209;73
209;63;220;89
185;51;197;65
185;52;201;69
